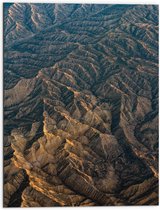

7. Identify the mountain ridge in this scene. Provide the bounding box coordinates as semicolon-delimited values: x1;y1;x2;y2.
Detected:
4;3;158;207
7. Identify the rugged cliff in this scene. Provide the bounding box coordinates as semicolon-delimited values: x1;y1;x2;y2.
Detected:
4;3;158;207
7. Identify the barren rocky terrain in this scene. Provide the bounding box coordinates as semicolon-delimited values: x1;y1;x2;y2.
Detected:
4;3;158;207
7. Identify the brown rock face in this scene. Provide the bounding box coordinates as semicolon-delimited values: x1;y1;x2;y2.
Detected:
4;3;158;207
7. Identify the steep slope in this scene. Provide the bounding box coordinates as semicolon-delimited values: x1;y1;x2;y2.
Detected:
4;3;158;207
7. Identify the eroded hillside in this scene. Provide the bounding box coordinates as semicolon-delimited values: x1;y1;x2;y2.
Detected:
4;3;158;207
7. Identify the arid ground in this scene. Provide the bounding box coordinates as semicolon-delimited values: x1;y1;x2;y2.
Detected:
4;3;158;207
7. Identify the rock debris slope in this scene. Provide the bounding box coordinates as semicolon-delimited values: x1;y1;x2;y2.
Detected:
4;3;158;207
